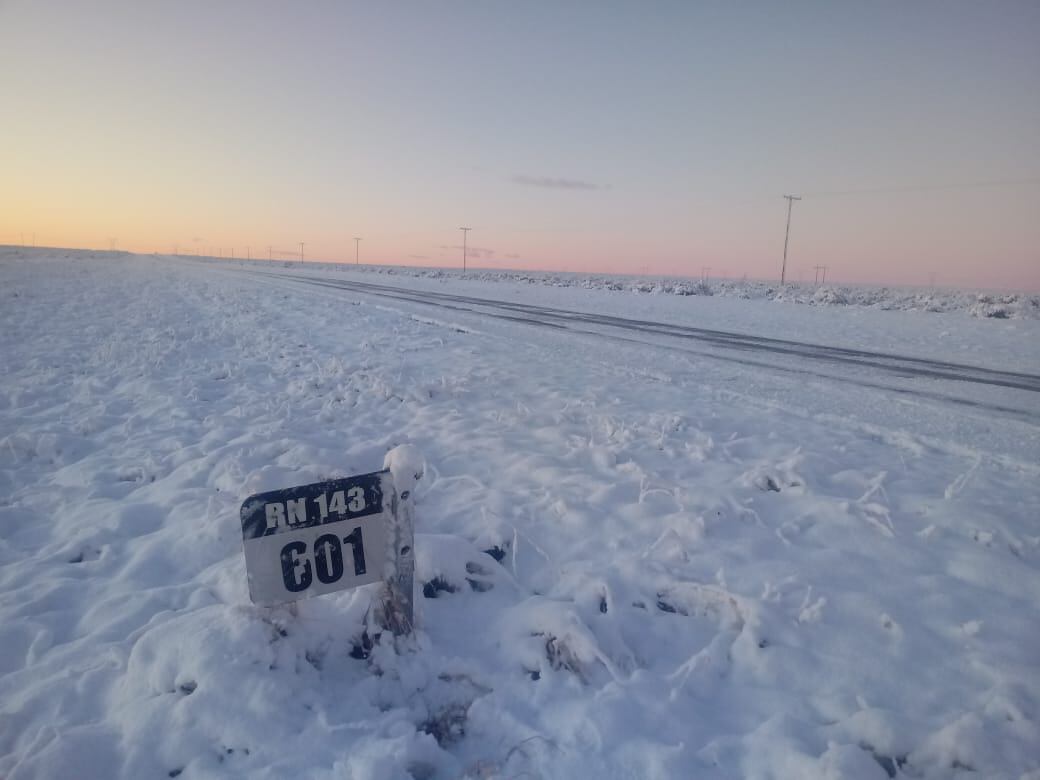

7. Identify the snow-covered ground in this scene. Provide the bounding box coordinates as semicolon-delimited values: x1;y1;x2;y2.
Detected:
2;247;1038;779
223;257;1040;321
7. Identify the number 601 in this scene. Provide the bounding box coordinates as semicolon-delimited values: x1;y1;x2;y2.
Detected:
280;527;366;592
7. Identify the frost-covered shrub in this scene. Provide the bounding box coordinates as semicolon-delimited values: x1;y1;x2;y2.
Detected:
671;280;712;296
812;287;849;306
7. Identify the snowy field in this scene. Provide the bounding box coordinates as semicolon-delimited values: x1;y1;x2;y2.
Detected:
1;247;1039;779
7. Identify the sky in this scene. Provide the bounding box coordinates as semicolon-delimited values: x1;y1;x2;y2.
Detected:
1;0;1038;290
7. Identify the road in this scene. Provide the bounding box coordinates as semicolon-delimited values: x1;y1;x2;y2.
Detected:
250;270;1038;390
222;267;1040;463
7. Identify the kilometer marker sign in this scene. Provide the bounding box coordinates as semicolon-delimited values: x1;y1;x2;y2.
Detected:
240;471;392;606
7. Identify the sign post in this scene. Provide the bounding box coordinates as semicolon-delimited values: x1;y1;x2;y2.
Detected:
377;445;424;637
239;445;424;638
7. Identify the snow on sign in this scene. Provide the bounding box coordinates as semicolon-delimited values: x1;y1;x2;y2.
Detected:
240;471;392;606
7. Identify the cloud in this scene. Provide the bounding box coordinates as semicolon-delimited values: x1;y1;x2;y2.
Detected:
439;244;495;259
511;174;608;191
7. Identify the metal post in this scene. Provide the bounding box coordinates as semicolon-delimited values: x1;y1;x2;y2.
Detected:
354;237;361;265
379;445;424;637
299;242;305;266
781;195;801;285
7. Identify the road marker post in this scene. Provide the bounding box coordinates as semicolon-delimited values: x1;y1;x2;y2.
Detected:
238;446;424;643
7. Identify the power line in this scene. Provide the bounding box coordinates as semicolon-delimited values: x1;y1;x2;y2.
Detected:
800;176;1040;198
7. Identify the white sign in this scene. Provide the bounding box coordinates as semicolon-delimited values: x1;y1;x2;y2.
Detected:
240;471;392;606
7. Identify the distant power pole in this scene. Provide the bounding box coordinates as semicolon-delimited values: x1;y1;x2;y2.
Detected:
781;194;801;285
247;246;251;261
701;266;712;281
299;242;305;265
459;227;471;272
268;245;273;261
354;237;362;265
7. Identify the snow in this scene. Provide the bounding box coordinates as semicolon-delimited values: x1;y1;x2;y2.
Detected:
243;258;1040;320
384;445;426;496
1;247;1038;779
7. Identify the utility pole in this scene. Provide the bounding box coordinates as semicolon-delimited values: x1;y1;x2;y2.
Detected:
268;245;272;261
299;242;305;265
781;194;801;285
814;264;828;285
701;266;712;281
247;246;251;261
459;227;471;272
354;237;362;265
